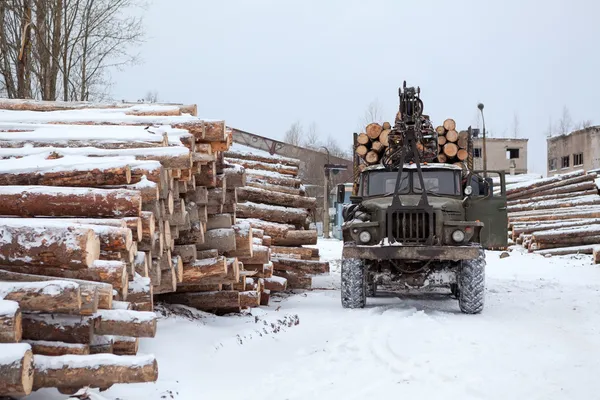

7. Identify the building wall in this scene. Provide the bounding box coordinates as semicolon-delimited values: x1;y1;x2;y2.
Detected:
471;138;528;174
547;127;600;176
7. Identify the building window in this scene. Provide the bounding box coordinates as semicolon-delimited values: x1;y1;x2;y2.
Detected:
473;148;482;158
573;153;583;166
561;156;570;169
549;158;557;171
506;148;520;159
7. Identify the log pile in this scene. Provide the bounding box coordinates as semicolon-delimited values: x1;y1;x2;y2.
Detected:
505;169;600;262
223;149;330;289
0;99;268;395
355;117;466;169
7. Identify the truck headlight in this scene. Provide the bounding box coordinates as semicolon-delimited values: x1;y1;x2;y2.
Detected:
452;230;465;242
359;231;372;243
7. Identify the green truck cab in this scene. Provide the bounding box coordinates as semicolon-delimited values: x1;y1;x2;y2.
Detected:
338;163;508;314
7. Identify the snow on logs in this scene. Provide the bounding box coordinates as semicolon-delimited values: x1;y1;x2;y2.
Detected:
0;186;143;217
506;170;600;259
0;343;34;397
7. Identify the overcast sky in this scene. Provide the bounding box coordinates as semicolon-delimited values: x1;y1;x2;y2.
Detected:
111;0;600;176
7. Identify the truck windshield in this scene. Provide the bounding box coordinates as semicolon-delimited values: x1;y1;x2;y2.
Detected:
363;169;460;196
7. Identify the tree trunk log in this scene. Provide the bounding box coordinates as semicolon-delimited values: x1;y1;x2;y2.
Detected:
0;343;34;397
236;218;291;240
226;222;254;258
264;276;288;292
0;164;132;186
0;300;22;343
0;186;142;217
593;246;600;264
506;171;589;198
457;149;468;161
270;246;314;260
245;173;302;189
0;280;82;314
356;145;368;157
24;340;89;356
223;165;247;188
532;225;600;241
507;189;598;206
224;158;298;177
196;228;236;253
173;245;197;264
94;309;156;338
0;269;112;310
366;123;382;140
124;217;143;242
22;314;99;344
206;214;232;230
238;245;270;265
0;221;100;269
112;336;139;356
181;257;228;284
508;195;600;213
443;143;458;158
128;276;153;312
272;230;318;246
236;202;308;225
443;119;456;131
236;186;316;210
275;270;311;289
245;181;303;196
357;133;370;145
239;291;260;309
509;209;600;223
534;245;597;256
103;178;159;203
271;258;329;274
32;353;158;390
160;291;240;315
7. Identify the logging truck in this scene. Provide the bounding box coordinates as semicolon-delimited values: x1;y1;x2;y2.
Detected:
338;83;508;314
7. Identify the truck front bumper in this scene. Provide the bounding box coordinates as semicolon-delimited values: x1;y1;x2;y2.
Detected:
342;244;481;261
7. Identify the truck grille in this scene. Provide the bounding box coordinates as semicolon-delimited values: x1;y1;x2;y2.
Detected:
390;211;435;244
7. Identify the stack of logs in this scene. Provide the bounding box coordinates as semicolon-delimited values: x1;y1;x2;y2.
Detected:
506;169;600;263
223;149;329;289
0;99;326;397
434;119;470;168
355;117;465;168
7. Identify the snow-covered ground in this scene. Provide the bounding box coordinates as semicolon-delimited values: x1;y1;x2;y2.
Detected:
30;239;600;400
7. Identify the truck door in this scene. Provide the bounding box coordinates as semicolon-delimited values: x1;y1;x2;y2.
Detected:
465;171;508;250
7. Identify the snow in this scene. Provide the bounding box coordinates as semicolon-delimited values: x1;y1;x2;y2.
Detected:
0;299;19;316
112;301;131;310
0;185;139;201
0;153;139;174
26;239;600;400
596;177;600;190
23;340;88;349
241;201;307;215
226;146;301;165
34;353;156;372
245;168;297;179
0;144;190;159
129;275;151;294
0;343;31;365
94;309;156;323
0;280;79;298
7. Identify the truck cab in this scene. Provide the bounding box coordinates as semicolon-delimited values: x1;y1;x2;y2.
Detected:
338;163;508;314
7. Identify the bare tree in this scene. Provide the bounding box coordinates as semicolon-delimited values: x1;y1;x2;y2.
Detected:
303;122;320;149
0;0;146;101
143;90;158;103
284;121;303;146
557;106;573;135
545;117;554;137
574;119;593;130
359;99;382;129
512;112;520;138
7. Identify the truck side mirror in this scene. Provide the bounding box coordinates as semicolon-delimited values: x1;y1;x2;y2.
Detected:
336;184;345;204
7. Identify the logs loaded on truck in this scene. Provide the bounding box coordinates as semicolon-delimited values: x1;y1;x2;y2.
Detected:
0;99;329;397
356;116;474;171
504;169;600;263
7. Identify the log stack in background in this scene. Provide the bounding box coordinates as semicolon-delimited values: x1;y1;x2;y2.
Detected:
223;149;330;289
355;117;465;169
505;169;600;263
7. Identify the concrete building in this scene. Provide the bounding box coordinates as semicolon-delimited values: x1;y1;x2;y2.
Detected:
547;126;600;176
472;137;529;174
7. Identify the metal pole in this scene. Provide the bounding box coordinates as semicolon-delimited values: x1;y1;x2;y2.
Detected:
478;103;487;177
321;147;331;239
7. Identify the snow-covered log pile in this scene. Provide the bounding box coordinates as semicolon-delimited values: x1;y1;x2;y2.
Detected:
505;169;600;262
223;149;329;290
0;98;268;395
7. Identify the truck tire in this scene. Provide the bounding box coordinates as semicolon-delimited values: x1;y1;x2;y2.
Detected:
458;249;485;314
341;257;366;308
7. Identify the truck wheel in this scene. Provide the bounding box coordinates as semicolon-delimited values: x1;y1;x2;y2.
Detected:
458;250;485;314
341;257;366;308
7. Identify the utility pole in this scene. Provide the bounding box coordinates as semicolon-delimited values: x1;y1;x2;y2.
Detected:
478;103;487;177
321;147;331;239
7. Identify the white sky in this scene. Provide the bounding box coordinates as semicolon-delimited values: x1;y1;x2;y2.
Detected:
111;0;600;175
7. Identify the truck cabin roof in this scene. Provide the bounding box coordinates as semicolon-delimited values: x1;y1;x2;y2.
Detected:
361;163;464;173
